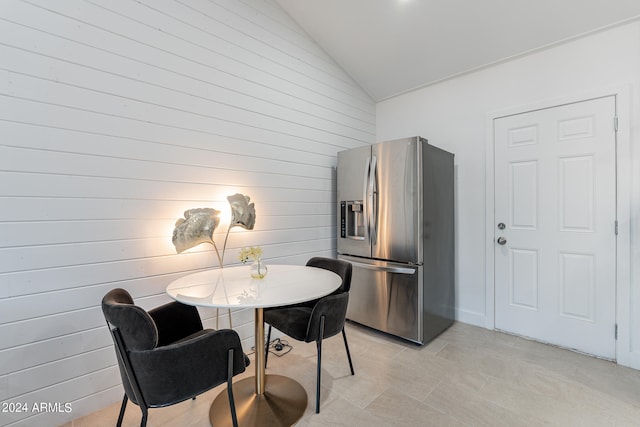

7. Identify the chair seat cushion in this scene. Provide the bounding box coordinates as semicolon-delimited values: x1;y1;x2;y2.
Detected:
264;307;312;342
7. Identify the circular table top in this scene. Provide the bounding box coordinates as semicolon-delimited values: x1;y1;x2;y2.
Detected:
166;264;342;309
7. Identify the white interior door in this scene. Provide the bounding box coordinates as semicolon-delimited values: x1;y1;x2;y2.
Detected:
494;96;617;359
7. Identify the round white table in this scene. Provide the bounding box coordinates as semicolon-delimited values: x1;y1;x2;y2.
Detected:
166;264;342;427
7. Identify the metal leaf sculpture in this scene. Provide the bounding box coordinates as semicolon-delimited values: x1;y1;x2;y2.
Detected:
227;193;256;230
222;193;256;262
172;208;222;261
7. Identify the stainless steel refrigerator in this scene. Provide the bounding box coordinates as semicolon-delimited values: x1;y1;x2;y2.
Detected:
337;136;454;344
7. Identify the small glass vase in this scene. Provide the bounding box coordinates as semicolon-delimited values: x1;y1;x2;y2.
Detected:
250;258;268;279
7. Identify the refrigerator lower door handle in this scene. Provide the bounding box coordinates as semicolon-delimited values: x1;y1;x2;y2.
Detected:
347;260;416;275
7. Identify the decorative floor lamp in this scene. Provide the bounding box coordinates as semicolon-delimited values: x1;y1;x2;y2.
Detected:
171;193;256;328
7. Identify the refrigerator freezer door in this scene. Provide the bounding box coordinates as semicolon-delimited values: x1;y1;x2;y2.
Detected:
337;145;373;258
341;256;422;343
371;138;421;263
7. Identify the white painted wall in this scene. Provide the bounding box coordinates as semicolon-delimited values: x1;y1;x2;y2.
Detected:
377;22;640;365
0;0;374;426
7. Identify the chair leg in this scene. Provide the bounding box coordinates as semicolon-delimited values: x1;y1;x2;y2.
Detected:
116;394;128;427
315;316;325;414
265;324;272;369
342;328;355;375
140;411;148;427
227;348;239;427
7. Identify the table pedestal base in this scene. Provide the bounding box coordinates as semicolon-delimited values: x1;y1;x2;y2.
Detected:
209;375;307;427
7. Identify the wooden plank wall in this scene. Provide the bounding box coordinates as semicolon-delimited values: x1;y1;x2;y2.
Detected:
0;0;375;425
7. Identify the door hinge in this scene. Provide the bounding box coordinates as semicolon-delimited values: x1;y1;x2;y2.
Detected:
614;116;619;132
615;324;618;340
615;220;619;235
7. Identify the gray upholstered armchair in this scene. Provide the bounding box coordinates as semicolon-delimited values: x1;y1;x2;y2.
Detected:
101;288;249;427
264;257;355;413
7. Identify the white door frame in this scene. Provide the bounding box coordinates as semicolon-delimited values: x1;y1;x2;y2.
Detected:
484;85;632;366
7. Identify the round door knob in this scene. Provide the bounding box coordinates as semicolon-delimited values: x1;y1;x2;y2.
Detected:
497;237;507;245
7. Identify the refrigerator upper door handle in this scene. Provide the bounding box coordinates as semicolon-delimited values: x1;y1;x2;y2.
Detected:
363;156;371;241
369;155;377;244
347;260;416;275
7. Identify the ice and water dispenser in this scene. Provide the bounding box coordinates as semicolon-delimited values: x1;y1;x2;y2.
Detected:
340;201;365;240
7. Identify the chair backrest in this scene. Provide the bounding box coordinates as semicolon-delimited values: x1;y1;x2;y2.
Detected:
307;292;350;342
102;288;158;351
306;257;352;293
102;288;159;407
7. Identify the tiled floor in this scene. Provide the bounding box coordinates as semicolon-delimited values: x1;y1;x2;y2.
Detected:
64;322;640;426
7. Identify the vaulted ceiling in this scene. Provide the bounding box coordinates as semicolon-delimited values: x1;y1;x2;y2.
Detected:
276;0;640;101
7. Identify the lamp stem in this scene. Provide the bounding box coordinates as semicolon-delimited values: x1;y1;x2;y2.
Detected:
211;241;232;329
221;228;232;265
211;241;223;268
